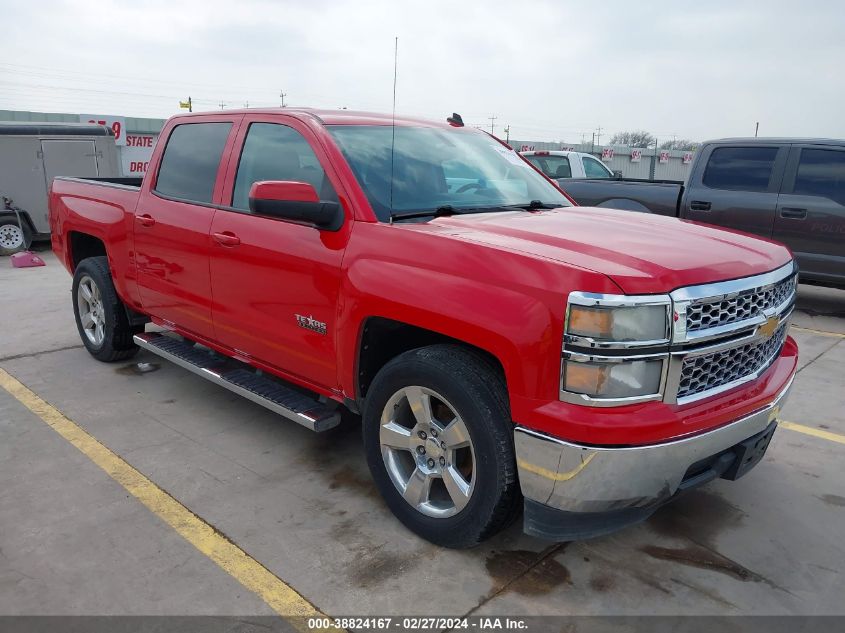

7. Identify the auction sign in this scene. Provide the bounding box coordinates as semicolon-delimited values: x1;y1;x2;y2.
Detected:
79;114;127;146
630;149;642;163
659;151;670;163
601;148;614;162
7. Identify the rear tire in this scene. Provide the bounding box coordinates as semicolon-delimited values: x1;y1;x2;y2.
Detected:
363;345;521;548
72;256;139;362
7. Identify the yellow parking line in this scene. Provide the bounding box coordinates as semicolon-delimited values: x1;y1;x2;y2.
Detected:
780;420;845;445
0;368;327;630
790;325;845;339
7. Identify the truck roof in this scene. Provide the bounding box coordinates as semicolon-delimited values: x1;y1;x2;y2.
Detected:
706;136;845;145
171;108;460;129
0;122;115;137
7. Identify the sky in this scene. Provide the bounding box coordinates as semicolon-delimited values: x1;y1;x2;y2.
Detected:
1;0;843;144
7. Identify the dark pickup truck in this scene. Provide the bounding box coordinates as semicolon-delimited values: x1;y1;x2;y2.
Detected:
560;138;845;289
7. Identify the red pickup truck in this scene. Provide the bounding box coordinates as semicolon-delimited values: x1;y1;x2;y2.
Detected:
50;109;798;547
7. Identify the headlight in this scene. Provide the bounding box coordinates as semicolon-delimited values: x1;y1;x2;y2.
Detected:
567;302;670;343
563;358;664;399
561;292;672;406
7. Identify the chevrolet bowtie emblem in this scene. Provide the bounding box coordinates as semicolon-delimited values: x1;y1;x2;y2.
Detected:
758;315;780;339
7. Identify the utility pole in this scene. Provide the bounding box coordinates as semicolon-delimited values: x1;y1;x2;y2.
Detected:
488;115;497;134
649;136;659;180
595;125;603;145
503;125;510;144
755;121;759;137
591;132;595;153
280;91;287;107
244;101;249;109
219;101;226;110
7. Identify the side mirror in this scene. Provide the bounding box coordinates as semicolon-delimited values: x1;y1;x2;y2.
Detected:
248;181;343;231
612;170;623;179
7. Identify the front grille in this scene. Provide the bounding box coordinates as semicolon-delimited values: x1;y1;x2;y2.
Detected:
677;322;789;399
686;275;796;332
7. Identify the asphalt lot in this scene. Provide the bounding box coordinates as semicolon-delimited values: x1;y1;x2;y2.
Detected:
1;250;844;619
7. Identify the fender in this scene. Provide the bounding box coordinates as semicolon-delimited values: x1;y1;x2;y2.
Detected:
335;221;619;418
53;185;141;310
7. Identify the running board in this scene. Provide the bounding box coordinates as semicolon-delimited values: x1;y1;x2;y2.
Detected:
133;332;340;432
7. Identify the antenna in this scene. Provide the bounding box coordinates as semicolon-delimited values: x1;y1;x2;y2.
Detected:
389;36;398;215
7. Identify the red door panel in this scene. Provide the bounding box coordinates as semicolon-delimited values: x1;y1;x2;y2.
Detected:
209;115;353;391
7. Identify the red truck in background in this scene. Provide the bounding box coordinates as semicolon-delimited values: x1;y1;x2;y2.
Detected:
49;108;798;547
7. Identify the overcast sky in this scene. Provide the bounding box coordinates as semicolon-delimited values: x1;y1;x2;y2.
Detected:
1;0;843;143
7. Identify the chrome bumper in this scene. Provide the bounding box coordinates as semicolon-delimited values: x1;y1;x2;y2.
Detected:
514;375;794;516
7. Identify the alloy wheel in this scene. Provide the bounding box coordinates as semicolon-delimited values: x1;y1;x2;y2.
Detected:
77;275;106;346
379;386;476;518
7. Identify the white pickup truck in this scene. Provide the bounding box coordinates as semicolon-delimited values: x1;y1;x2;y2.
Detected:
521;150;615;180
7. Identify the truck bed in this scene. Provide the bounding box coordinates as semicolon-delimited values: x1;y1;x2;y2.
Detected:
559;178;684;217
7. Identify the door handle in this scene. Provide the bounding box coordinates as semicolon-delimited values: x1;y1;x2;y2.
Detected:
689;201;711;211
135;213;155;227
780;207;807;219
212;231;241;247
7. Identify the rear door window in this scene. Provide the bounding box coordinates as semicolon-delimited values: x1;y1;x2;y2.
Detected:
792;148;845;205
702;146;778;192
154;122;232;203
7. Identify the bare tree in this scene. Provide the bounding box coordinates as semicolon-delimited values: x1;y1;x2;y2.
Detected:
660;139;698;151
609;130;655;148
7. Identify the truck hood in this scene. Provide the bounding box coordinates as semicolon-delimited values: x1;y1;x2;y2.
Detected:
428;207;792;294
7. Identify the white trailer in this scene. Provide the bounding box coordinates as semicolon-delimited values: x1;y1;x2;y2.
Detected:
0;123;121;255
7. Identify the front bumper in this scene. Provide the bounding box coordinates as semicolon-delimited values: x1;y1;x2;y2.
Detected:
514;373;794;540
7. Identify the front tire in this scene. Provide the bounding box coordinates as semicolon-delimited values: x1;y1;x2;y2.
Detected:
363;345;521;548
72;256;139;362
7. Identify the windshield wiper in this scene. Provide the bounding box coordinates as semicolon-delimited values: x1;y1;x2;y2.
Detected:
505;200;561;210
389;205;459;223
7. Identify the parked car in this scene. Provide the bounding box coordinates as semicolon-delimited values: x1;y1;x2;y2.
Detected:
50;109;798;547
559;138;845;289
0;122;121;255
521;150;615;179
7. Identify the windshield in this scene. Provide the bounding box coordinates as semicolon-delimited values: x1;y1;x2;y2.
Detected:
328;125;572;221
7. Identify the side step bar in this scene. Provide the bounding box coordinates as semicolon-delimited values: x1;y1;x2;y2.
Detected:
133;332;341;432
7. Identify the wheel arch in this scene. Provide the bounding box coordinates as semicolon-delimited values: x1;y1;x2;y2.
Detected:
68;234;149;328
354;317;508;410
68;231;108;271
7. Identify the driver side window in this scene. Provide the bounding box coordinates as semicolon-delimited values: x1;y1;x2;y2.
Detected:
231;123;337;211
583;156;612;178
